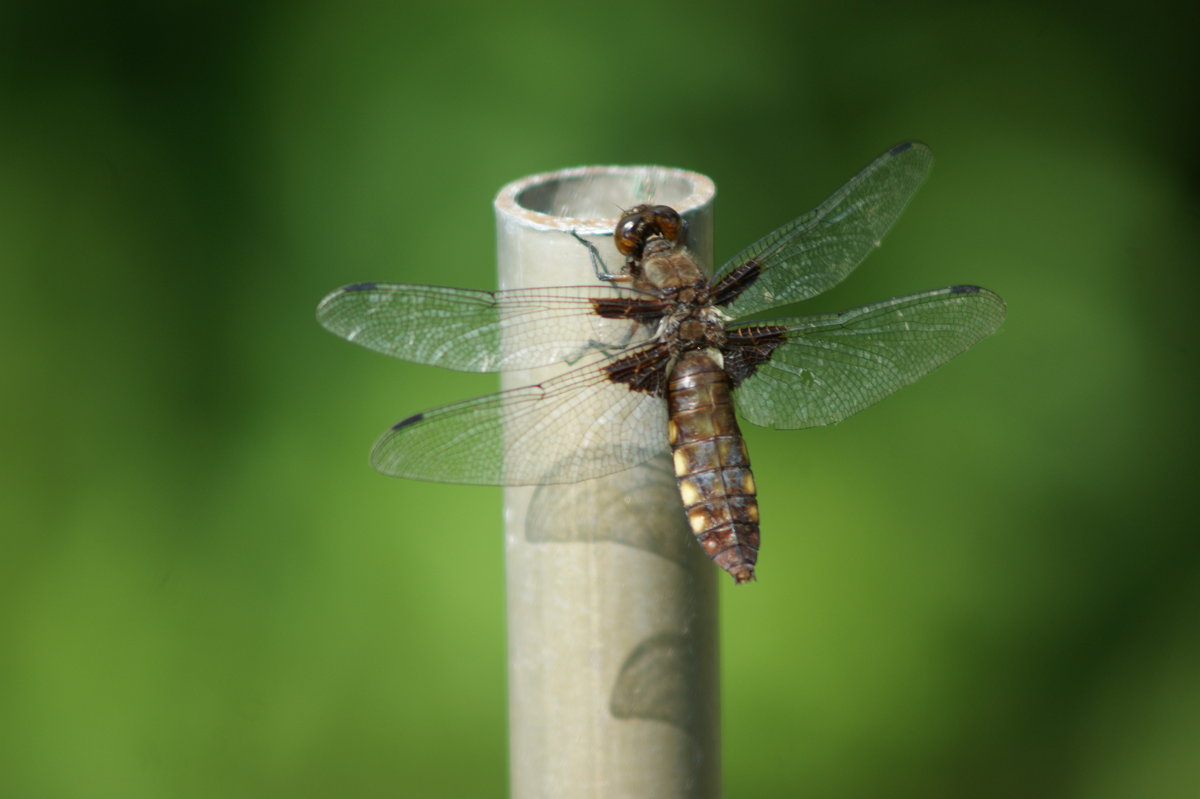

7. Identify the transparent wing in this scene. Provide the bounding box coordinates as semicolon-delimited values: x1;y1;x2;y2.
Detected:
714;141;935;318
317;282;655;372
731;285;1006;429
370;347;669;486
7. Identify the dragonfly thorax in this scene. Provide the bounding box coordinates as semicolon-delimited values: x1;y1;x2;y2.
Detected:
636;244;707;294
658;303;728;356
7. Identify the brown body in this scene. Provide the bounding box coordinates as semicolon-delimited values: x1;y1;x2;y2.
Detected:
667;350;760;583
619;211;763;583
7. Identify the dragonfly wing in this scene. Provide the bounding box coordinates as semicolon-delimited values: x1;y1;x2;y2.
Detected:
317;282;657;372
729;285;1006;429
714;141;935;318
370;345;670;485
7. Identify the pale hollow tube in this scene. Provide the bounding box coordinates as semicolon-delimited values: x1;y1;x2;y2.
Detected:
493;167;720;799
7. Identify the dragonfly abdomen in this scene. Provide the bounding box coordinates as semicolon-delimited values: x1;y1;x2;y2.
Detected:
667;349;760;583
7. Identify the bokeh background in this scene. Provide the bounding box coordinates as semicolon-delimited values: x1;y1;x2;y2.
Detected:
3;1;1197;797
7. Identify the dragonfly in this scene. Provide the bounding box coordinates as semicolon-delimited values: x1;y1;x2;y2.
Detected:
317;142;1006;583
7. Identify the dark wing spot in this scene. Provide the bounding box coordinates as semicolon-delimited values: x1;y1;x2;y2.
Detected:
590;297;667;324
721;325;789;386
888;141;914;155
711;260;762;307
948;284;981;294
392;412;424;430
344;281;379;292
603;343;672;397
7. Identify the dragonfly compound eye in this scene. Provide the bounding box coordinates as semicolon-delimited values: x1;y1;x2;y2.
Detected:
615;206;655;256
649;206;683;242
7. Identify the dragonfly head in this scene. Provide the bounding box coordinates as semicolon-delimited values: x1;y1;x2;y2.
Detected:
614;205;686;261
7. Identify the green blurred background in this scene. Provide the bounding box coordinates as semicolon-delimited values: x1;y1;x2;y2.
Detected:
3;1;1197;797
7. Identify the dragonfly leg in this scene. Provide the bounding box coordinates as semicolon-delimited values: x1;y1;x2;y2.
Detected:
571;231;629;283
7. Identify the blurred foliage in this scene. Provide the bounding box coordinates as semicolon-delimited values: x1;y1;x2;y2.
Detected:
2;0;1197;797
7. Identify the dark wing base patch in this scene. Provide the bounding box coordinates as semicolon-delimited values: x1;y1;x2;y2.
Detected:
604;343;672;397
590;296;667;324
721;325;789;386
711;260;763;307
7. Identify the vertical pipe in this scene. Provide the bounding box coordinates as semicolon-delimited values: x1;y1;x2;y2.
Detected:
494;166;720;799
